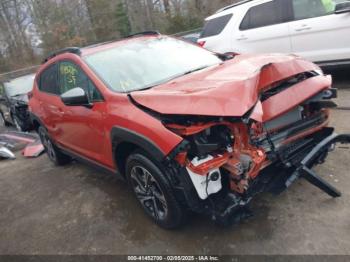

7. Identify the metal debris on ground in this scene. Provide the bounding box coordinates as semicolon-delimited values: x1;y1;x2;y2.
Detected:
0;146;15;160
0;131;44;159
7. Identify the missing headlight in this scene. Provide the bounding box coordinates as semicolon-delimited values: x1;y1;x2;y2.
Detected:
188;125;234;159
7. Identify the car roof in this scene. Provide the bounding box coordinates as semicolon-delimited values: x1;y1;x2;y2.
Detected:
206;0;267;20
41;33;166;65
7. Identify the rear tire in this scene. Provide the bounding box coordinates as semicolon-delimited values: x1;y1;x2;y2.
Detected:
38;126;71;166
126;151;186;229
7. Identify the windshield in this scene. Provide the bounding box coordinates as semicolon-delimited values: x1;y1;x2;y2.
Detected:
5;74;35;97
84;37;222;92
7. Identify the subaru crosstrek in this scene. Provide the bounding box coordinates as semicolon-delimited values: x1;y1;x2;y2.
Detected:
29;32;350;228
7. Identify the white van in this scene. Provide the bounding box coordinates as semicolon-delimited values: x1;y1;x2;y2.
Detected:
198;0;350;67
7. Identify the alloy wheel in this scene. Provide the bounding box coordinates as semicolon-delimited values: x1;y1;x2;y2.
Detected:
130;166;168;220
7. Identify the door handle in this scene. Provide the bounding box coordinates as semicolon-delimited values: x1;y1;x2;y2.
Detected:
295;25;312;32
237;35;248;41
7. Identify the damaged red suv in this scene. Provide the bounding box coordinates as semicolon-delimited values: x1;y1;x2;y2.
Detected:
29;32;350;228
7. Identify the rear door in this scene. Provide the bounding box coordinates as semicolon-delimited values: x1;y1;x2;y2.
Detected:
287;0;350;63
36;63;64;135
233;0;292;54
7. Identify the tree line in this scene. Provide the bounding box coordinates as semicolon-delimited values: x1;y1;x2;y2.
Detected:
0;0;237;74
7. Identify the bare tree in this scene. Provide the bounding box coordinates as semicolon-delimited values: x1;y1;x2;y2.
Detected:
1;0;240;73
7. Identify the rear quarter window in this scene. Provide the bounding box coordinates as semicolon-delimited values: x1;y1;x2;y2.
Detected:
200;14;233;38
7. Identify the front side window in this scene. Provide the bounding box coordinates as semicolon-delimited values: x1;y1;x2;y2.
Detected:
39;64;59;95
240;0;285;30
84;37;222;93
59;61;103;101
292;0;342;20
200;14;233;38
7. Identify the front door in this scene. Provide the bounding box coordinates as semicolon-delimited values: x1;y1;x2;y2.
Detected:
57;60;107;165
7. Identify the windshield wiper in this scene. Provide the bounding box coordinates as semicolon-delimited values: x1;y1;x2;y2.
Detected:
182;65;212;76
11;93;27;97
130;64;218;92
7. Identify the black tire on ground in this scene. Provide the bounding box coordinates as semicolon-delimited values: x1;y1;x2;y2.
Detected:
38;126;72;166
126;151;186;229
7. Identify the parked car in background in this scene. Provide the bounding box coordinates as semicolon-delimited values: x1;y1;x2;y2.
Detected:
174;28;202;44
180;32;201;44
198;0;350;67
0;74;35;131
29;33;349;229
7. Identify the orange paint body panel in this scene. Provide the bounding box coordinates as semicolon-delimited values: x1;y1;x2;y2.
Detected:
262;75;331;122
130;54;323;120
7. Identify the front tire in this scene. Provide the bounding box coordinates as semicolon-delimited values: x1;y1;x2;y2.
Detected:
126;151;186;229
38;126;71;166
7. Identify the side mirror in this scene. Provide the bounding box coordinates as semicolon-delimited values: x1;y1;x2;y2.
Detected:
335;2;350;14
61;87;92;108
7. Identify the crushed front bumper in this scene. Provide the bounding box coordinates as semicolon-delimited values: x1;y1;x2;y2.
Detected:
285;132;350;197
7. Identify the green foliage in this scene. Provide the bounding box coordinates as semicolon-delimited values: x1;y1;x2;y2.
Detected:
116;2;131;37
165;14;202;35
0;0;237;73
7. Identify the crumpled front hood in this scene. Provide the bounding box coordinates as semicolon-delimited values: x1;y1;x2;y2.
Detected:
10;94;29;105
130;54;321;117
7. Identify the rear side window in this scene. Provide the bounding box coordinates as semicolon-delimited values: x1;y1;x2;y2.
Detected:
200;14;233;38
240;1;285;30
39;64;59;95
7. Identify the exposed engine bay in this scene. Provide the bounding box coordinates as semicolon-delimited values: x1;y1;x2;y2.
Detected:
157;73;348;224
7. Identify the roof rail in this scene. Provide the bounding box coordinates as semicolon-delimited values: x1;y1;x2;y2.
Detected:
215;0;253;13
42;47;81;64
126;31;161;38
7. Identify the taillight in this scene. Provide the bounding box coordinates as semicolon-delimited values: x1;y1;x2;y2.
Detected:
198;41;206;47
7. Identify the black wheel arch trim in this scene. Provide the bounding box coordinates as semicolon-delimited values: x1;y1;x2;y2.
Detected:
29;112;45;129
111;126;166;165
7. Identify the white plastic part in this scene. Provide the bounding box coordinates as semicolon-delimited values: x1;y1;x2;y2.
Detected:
186;156;222;200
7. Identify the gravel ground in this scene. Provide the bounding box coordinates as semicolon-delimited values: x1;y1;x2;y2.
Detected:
0;70;349;255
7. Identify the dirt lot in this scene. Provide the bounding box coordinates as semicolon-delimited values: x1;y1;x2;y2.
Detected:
0;70;349;255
